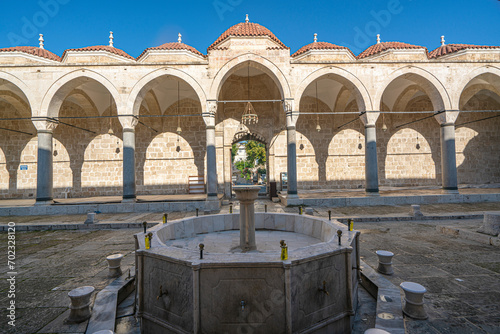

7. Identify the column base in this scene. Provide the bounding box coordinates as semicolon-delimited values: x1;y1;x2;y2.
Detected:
35;199;53;205
121;197;136;203
365;189;380;196
206;194;219;201
441;188;459;194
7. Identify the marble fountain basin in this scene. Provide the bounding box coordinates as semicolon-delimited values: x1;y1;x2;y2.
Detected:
135;213;360;334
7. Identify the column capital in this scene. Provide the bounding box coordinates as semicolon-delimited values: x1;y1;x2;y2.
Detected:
434;110;459;125
359;111;380;127
119;115;138;129
206;100;217;116
284;99;298;127
32;117;58;132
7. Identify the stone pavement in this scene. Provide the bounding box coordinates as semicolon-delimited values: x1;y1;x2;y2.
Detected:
0;201;499;333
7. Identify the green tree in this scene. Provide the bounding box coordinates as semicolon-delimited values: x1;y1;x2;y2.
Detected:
231;143;238;163
245;141;266;166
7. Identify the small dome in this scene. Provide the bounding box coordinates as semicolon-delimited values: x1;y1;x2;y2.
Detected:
357;42;427;59
292;41;354;57
0;46;60;62
208;21;288;51
138;42;205;59
62;45;134;60
429;44;500;58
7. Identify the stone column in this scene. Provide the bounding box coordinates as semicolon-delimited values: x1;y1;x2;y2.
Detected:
360;112;380;195
285;99;298;196
434;111;459;193
120;116;138;202
123;128;136;201
204;101;218;198
33;118;58;204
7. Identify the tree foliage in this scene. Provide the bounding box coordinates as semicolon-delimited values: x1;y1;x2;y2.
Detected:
232;140;266;181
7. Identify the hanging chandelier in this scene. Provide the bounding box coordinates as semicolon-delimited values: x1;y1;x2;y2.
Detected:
242;63;258;125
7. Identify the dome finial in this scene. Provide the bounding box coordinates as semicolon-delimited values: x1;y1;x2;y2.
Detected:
245;14;249;23
377;34;381;44
39;34;44;49
178;33;182;43
441;35;445;46
109;31;114;47
313;33;317;43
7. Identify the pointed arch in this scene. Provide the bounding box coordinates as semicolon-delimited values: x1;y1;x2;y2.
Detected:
374;66;451;112
295;66;372;112
40;68;121;118
210;53;291;100
128;67;207;117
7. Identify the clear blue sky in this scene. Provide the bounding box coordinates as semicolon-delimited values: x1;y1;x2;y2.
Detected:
1;0;499;57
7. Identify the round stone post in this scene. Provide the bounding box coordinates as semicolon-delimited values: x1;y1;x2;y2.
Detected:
205;101;218;198
67;286;95;323
434;111;459;193
233;185;261;251
360;112;380;195
123;128;136;202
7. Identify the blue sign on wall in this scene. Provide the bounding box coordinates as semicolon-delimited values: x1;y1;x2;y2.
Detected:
20;165;28;170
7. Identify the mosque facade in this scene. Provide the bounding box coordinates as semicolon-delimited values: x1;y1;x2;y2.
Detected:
0;17;499;203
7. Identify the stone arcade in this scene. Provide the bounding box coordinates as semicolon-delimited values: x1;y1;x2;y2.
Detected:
0;17;499;204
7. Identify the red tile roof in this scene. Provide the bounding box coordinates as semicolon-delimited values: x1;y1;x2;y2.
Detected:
208;22;288;50
62;45;134;60
429;44;500;58
0;46;61;62
357;42;427;59
292;41;355;58
137;42;205;59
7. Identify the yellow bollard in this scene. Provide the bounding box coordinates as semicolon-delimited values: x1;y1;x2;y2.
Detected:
280;240;288;260
348;218;353;231
162;213;168;224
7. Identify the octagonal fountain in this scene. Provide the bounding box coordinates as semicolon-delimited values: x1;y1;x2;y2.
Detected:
135;186;360;334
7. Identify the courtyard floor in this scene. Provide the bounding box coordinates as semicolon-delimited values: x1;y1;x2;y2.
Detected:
0;201;499;333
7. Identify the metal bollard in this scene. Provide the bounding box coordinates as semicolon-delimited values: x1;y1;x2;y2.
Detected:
162;213;168;224
328;210;331;221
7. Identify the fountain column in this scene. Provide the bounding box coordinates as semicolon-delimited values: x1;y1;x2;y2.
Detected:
233;185;261;251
